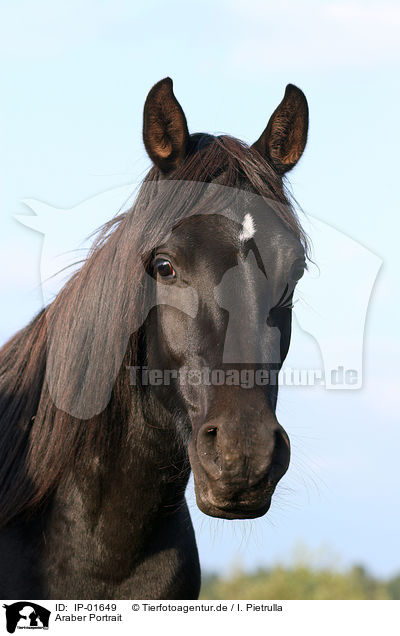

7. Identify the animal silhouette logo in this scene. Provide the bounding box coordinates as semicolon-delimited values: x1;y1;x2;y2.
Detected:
16;183;382;420
2;602;50;633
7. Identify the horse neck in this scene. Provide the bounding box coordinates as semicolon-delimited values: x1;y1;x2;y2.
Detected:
41;385;192;580
54;362;191;526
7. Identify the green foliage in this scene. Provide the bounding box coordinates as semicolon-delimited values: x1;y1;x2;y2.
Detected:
200;562;399;600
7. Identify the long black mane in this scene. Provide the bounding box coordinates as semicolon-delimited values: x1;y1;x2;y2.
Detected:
0;133;307;528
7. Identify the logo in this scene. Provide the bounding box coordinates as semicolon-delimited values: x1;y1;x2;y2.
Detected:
2;603;50;633
15;183;381;418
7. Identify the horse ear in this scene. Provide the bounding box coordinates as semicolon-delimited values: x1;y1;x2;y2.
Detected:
252;84;308;175
143;77;189;173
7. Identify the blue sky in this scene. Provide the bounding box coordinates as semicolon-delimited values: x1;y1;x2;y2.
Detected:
1;0;399;577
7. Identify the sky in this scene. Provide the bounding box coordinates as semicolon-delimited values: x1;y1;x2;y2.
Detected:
0;0;399;578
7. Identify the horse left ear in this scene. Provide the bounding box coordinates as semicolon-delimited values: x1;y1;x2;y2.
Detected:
143;77;189;173
252;84;308;175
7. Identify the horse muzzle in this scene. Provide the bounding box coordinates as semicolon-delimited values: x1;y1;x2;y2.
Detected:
188;406;290;520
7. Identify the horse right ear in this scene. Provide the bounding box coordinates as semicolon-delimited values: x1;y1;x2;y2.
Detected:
252;84;308;175
143;77;189;173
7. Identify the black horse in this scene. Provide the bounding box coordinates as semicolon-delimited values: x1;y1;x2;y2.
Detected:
0;78;308;599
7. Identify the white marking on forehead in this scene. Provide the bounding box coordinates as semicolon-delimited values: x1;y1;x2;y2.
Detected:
239;213;256;241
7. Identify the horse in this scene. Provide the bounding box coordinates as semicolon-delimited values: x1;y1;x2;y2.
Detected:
0;77;309;599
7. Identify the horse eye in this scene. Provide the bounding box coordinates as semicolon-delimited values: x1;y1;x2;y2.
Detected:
155;258;176;279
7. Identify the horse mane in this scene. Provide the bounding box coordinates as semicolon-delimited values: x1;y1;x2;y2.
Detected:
0;134;307;528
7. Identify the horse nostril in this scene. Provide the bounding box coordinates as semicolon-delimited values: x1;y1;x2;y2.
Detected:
266;314;275;327
266;428;291;484
196;422;222;480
